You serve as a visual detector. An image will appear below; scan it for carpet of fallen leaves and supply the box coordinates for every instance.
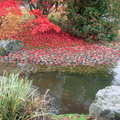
[0,28,120,66]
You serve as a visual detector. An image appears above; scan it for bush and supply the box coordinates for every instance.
[0,12,24,40]
[0,0,23,40]
[64,0,120,42]
[0,72,50,120]
[0,0,61,41]
[25,9,60,34]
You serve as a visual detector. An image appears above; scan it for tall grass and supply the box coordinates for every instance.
[0,71,50,120]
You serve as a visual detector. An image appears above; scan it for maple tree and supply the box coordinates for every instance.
[0,0,60,40]
[0,0,23,40]
[0,12,24,39]
[25,9,60,34]
[0,0,120,67]
[0,0,22,17]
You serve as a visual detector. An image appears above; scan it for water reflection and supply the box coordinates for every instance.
[29,69,114,114]
[1,62,120,114]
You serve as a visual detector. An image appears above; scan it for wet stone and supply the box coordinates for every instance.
[89,86,120,120]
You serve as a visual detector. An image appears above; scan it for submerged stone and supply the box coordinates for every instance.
[89,86,120,120]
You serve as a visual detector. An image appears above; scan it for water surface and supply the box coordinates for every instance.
[29,61,120,114]
[0,61,120,114]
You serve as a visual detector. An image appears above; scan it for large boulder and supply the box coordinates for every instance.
[89,86,120,120]
[0,39,24,56]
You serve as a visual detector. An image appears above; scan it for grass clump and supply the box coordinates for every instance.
[0,71,50,120]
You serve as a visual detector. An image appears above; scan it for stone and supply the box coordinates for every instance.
[89,86,120,120]
[0,48,6,56]
[0,39,24,55]
[0,76,2,80]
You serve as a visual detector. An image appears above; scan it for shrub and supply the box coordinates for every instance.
[0,0,60,40]
[25,9,60,34]
[0,12,24,40]
[64,0,120,42]
[0,0,23,40]
[0,71,50,120]
[0,0,22,17]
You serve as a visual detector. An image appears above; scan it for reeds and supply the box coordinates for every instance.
[0,71,50,120]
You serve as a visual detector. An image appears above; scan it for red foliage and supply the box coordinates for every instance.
[1,40,120,66]
[25,9,60,34]
[10,28,86,49]
[0,0,22,17]
[0,0,120,67]
[0,0,60,37]
[29,0,37,4]
[0,0,23,41]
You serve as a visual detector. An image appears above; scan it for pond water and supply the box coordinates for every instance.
[29,61,120,114]
[0,61,120,114]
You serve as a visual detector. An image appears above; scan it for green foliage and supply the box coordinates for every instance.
[0,72,31,119]
[51,114,90,120]
[64,0,120,42]
[0,71,50,120]
[0,48,6,56]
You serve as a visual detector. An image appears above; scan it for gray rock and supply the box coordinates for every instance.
[0,39,24,55]
[89,86,120,120]
[0,76,2,82]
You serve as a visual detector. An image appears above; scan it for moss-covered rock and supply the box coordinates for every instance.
[0,48,6,56]
[0,39,24,55]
